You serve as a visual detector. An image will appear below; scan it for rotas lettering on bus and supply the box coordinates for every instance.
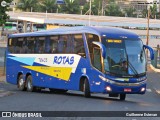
[53,56,74,65]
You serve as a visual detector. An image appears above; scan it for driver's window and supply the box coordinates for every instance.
[93,47,102,71]
[86,33,101,71]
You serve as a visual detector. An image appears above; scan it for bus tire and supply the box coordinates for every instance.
[83,78,91,98]
[120,94,126,101]
[17,75,26,91]
[26,75,35,92]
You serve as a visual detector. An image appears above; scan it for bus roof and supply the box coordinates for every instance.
[9,26,139,39]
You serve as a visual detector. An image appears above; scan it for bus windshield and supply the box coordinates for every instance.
[104,39,146,77]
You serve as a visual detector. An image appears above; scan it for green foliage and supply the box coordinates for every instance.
[0,0,12,26]
[142,9,148,18]
[83,0,123,16]
[83,0,100,15]
[125,7,136,17]
[105,2,123,16]
[142,5,159,19]
[150,5,158,19]
[15,0,159,19]
[39,0,57,13]
[60,0,80,14]
[16,0,38,12]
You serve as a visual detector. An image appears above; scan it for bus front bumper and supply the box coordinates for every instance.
[103,80,147,94]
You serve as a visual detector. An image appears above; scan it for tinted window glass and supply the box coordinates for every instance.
[48,36,59,53]
[86,34,100,65]
[93,47,102,71]
[57,35,67,53]
[8,38,16,53]
[27,37,35,53]
[73,34,85,57]
[36,37,45,53]
[16,38,23,53]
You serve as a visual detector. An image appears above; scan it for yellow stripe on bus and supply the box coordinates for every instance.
[22,66,72,81]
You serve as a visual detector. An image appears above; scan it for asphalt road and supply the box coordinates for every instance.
[0,67,160,120]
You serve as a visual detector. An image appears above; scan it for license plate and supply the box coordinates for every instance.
[124,88,132,92]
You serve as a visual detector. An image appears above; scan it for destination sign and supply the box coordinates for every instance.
[107,39,122,43]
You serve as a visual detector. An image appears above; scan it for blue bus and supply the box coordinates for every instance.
[6,26,154,100]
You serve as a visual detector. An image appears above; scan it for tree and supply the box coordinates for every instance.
[60,0,80,14]
[83,0,101,15]
[150,4,158,19]
[16,0,38,12]
[124,7,136,17]
[142,5,159,19]
[39,0,57,13]
[142,9,148,18]
[0,0,13,26]
[105,2,123,16]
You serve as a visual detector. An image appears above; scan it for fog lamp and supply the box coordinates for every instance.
[141,87,145,92]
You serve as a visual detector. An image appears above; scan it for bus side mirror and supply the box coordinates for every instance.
[92,42,106,58]
[143,45,154,60]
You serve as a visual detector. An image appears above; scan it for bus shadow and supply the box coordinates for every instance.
[35,89,138,103]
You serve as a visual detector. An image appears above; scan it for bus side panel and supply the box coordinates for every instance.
[6,53,105,92]
[87,68,106,93]
[31,57,89,91]
[6,56,26,85]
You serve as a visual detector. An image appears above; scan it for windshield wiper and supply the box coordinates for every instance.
[126,55,139,77]
[128,62,139,77]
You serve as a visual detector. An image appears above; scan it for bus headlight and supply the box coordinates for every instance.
[99,75,115,84]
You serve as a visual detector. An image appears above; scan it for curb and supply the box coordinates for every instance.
[150,64,160,73]
[153,88,160,95]
[0,76,6,83]
[0,90,13,98]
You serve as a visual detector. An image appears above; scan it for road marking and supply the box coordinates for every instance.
[146,89,152,92]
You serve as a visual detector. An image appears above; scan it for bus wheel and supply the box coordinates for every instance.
[18,75,26,91]
[26,75,35,92]
[120,94,126,101]
[83,79,91,98]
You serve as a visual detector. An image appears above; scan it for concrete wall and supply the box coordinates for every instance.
[0,47,6,67]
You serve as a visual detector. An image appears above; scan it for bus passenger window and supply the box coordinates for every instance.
[22,39,28,53]
[66,35,73,53]
[57,35,67,53]
[36,37,45,53]
[27,37,35,53]
[49,36,58,53]
[15,38,24,53]
[8,38,16,53]
[73,34,86,57]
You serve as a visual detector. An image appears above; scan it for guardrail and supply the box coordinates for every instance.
[151,45,160,69]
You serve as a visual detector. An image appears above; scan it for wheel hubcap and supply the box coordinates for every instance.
[83,83,85,92]
[19,78,24,86]
[28,80,32,90]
